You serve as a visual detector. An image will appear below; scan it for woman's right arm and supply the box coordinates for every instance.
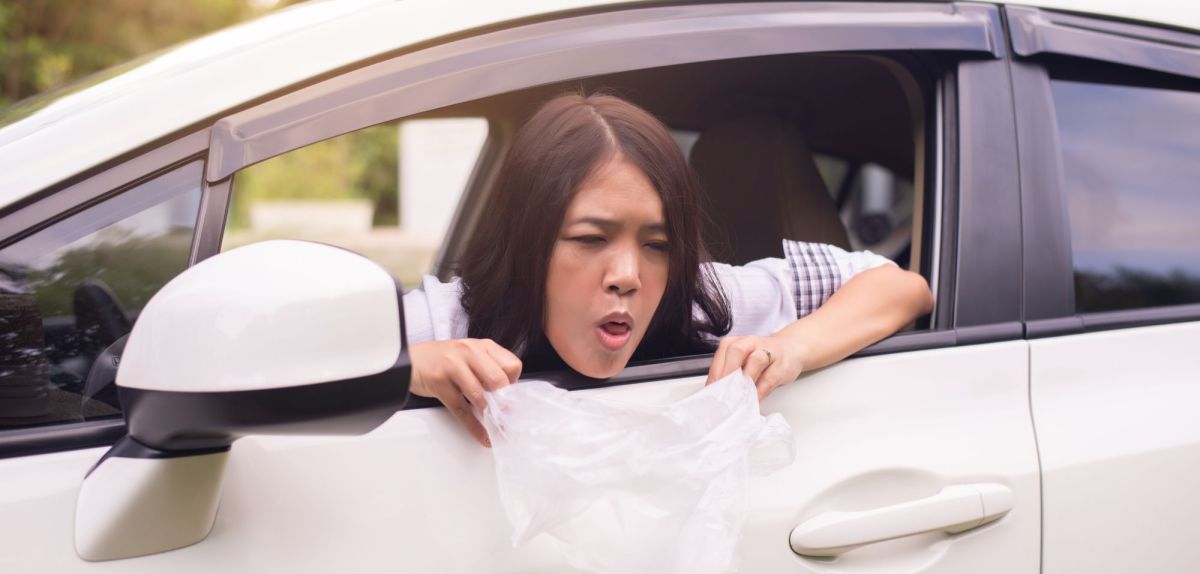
[405,275,521,447]
[409,339,522,448]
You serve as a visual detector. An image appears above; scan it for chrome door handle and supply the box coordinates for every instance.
[790,483,1014,557]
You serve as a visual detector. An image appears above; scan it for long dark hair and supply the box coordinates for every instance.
[457,92,730,372]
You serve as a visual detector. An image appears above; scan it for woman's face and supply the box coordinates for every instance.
[544,154,670,378]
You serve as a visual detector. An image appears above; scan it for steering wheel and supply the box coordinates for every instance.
[73,279,132,352]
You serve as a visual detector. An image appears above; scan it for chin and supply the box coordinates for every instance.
[573,358,623,379]
[570,349,633,379]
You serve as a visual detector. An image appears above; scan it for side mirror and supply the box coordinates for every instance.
[75,240,410,561]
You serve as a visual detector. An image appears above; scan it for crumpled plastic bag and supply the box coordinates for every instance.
[481,369,795,574]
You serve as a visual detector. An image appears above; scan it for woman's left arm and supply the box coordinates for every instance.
[707,264,934,400]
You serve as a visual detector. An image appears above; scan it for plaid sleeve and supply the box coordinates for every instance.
[783,240,895,317]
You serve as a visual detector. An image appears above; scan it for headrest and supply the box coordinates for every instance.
[691,116,850,264]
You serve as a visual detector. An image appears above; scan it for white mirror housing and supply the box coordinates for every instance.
[76,240,411,561]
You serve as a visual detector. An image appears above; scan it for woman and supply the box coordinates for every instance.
[404,93,933,447]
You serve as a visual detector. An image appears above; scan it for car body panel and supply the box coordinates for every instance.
[1030,322,1200,573]
[0,343,1039,572]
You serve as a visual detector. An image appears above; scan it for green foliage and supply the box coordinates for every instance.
[1075,267,1200,312]
[0,0,299,111]
[231,124,400,228]
[28,232,192,318]
[351,124,401,227]
[0,0,401,227]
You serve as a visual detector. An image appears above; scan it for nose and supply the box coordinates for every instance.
[604,243,641,296]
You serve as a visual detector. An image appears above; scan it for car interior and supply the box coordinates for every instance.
[423,52,931,294]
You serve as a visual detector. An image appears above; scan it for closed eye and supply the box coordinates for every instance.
[645,241,670,252]
[569,235,606,246]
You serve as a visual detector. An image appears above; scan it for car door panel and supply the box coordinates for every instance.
[0,2,1042,572]
[1009,8,1200,572]
[3,342,1037,573]
[738,341,1039,573]
[1031,322,1200,573]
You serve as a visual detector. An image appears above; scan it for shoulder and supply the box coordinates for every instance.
[780,240,895,316]
[402,275,470,343]
[703,241,896,335]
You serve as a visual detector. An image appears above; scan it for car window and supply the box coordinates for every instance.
[814,154,914,262]
[1050,73,1200,312]
[223,52,934,369]
[224,118,488,288]
[0,161,202,429]
[674,135,917,265]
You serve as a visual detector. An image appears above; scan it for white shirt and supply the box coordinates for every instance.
[403,240,895,345]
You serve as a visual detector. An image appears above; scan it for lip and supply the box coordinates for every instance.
[596,311,635,352]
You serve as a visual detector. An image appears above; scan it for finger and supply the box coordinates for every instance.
[482,340,523,384]
[466,343,512,392]
[439,391,491,448]
[445,355,488,411]
[755,361,793,401]
[743,347,772,383]
[706,338,733,384]
[720,338,757,381]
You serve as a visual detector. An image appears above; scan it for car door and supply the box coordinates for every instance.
[1,3,1040,572]
[1007,6,1200,573]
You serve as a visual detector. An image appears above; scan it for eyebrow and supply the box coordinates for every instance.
[566,216,666,233]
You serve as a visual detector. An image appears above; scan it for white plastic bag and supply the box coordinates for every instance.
[481,369,795,574]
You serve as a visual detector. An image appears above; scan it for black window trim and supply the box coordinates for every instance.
[189,177,232,266]
[402,321,1025,410]
[951,52,1024,327]
[0,129,209,251]
[1007,5,1200,81]
[0,419,125,460]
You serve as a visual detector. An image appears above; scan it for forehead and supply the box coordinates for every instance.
[566,155,663,222]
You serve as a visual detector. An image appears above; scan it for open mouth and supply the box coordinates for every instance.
[596,320,632,351]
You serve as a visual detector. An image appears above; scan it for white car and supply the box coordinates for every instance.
[2,0,1199,571]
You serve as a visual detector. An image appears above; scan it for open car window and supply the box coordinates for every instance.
[221,51,934,373]
[225,119,488,289]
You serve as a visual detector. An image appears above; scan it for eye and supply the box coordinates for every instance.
[645,241,670,252]
[569,235,606,246]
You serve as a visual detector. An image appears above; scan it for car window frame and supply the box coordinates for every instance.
[0,1,1023,452]
[201,2,1001,183]
[1007,6,1200,338]
[0,145,213,458]
[205,2,1024,392]
[0,130,210,249]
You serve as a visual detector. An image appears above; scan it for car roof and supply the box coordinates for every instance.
[0,0,1196,211]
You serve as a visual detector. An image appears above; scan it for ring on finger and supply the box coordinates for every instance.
[759,348,773,365]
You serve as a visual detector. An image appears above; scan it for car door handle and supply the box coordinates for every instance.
[789,483,1014,557]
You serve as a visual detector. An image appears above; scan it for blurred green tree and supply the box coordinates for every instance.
[0,0,400,228]
[0,0,299,108]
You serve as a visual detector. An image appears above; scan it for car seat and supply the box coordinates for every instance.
[690,115,851,264]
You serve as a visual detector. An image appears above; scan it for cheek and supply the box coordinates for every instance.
[544,244,591,330]
[642,256,670,308]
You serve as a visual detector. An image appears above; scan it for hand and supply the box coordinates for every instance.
[705,335,806,401]
[409,338,522,447]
